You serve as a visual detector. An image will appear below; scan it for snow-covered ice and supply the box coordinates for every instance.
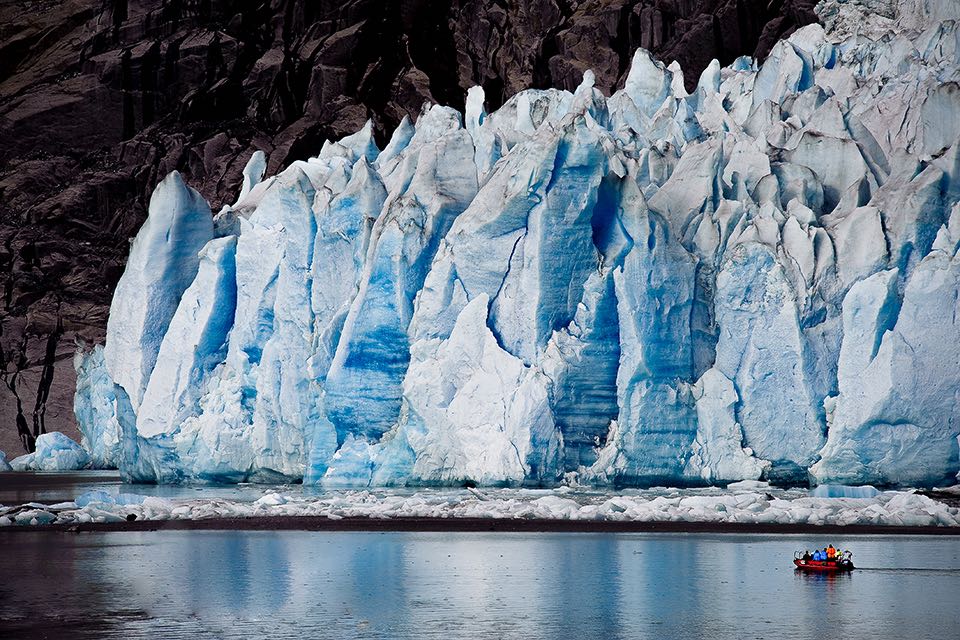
[64,0,960,488]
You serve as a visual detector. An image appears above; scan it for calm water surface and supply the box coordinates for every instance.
[1,530,958,639]
[0,471,293,504]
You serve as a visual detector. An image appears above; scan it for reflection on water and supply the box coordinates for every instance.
[0,471,313,505]
[0,471,124,504]
[0,471,499,506]
[794,567,854,585]
[793,569,853,589]
[1,531,959,639]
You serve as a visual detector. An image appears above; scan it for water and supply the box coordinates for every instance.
[1,530,958,639]
[0,471,299,504]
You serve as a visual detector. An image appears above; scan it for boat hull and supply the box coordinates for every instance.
[794,559,854,572]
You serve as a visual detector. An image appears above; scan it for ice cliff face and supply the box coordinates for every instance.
[75,0,960,487]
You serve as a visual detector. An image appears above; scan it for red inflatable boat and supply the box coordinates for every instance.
[794,558,855,572]
[793,551,855,572]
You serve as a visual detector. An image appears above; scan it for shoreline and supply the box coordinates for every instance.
[3,516,960,535]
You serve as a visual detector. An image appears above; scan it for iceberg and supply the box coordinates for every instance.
[71,0,960,488]
[10,432,90,472]
[74,490,147,508]
[810,484,880,499]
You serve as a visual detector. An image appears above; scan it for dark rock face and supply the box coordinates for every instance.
[0,0,817,454]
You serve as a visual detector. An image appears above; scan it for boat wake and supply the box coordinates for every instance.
[854,567,960,575]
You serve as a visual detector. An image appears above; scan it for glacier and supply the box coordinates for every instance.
[70,0,960,488]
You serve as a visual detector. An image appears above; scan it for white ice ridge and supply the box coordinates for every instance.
[73,0,960,488]
[1,486,959,528]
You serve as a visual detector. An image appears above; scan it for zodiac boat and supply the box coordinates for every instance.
[793,551,855,571]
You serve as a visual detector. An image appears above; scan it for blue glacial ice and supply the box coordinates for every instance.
[74,345,121,468]
[10,432,90,472]
[323,106,478,446]
[71,0,960,487]
[103,171,213,413]
[810,484,880,499]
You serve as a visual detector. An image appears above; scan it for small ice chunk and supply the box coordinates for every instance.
[811,484,880,498]
[17,433,91,472]
[725,480,772,492]
[76,490,115,507]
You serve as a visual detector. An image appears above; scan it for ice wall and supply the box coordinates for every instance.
[75,0,960,487]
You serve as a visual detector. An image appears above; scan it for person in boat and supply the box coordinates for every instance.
[803,550,812,561]
[827,544,837,561]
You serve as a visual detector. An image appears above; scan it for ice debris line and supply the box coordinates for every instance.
[2,485,959,528]
[73,0,960,488]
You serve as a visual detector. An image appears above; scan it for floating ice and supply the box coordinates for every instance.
[75,490,148,508]
[69,0,960,488]
[1,486,957,529]
[9,454,33,472]
[10,433,90,472]
[811,484,880,499]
